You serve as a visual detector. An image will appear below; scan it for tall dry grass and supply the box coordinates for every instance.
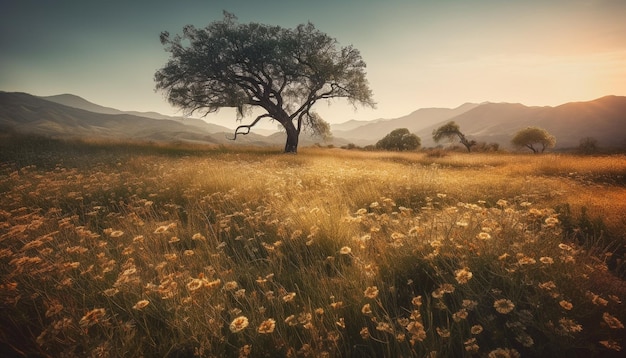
[1,138,625,357]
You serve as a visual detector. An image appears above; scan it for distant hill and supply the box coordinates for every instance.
[335,96,626,149]
[411,96,626,149]
[40,93,234,134]
[0,92,344,147]
[2,91,625,150]
[332,103,480,145]
[0,92,261,145]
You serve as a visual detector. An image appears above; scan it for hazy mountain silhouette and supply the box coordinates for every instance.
[40,93,234,133]
[2,91,625,149]
[332,103,479,145]
[410,96,626,149]
[0,92,255,144]
[0,92,344,147]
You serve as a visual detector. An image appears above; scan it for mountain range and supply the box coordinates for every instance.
[1,91,625,150]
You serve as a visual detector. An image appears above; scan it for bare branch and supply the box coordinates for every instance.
[228,113,273,140]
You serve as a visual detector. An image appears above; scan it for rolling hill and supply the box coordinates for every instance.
[335,96,626,150]
[0,92,345,147]
[410,96,626,149]
[2,91,625,150]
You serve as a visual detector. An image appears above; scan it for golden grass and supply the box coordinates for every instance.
[1,139,625,357]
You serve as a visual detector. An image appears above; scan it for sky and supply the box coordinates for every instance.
[2,0,625,129]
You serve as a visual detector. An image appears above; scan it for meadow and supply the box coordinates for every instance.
[1,134,625,357]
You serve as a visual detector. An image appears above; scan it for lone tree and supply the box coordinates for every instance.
[155,12,374,153]
[375,128,421,151]
[511,126,556,153]
[432,121,476,152]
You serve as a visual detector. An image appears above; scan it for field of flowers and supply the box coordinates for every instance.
[1,136,625,357]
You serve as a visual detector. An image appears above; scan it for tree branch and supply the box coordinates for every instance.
[228,113,273,140]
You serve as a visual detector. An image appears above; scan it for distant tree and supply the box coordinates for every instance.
[511,127,556,153]
[376,128,421,151]
[432,121,476,152]
[155,12,374,153]
[578,137,599,155]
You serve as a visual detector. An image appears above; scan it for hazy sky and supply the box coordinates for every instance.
[2,0,625,127]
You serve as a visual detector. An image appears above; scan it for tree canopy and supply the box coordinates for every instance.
[511,127,556,153]
[376,128,421,151]
[432,121,476,152]
[155,12,374,153]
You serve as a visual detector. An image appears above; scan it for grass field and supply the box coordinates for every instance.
[1,135,625,357]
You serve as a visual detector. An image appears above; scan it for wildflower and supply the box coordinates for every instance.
[360,327,370,339]
[336,318,345,328]
[133,300,150,310]
[587,292,608,306]
[103,288,119,297]
[361,303,372,315]
[602,312,624,329]
[330,301,343,309]
[284,315,297,326]
[559,300,573,310]
[477,232,492,240]
[464,338,480,353]
[315,308,324,315]
[540,256,554,264]
[297,312,312,324]
[440,283,455,294]
[45,301,63,317]
[192,233,206,241]
[257,318,276,334]
[79,308,106,328]
[229,316,249,333]
[496,199,508,207]
[453,309,468,322]
[487,348,520,358]
[108,230,124,238]
[376,322,394,334]
[411,296,423,307]
[517,256,536,265]
[558,243,573,251]
[558,318,582,333]
[436,327,450,338]
[545,216,559,226]
[206,278,222,289]
[339,246,352,255]
[282,292,296,302]
[494,299,515,314]
[187,278,207,292]
[471,325,484,335]
[224,281,239,291]
[432,289,444,299]
[599,340,622,351]
[239,345,252,357]
[230,289,244,299]
[455,268,473,284]
[153,225,170,234]
[463,300,479,310]
[608,295,621,304]
[168,236,180,243]
[539,281,557,290]
[364,286,379,299]
[407,321,426,341]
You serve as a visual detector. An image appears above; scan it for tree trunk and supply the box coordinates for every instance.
[282,121,299,154]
